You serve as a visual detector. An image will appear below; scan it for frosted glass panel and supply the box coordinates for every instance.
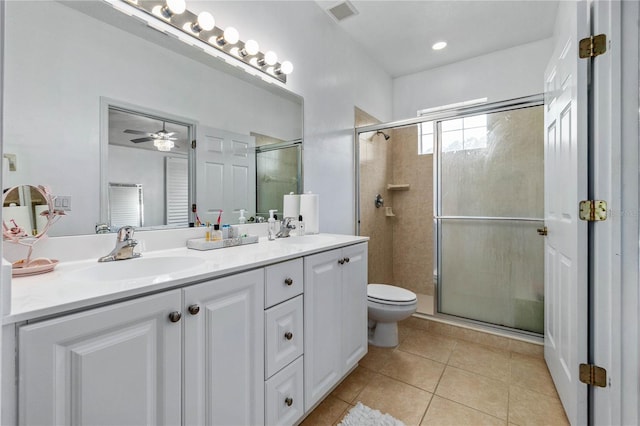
[439,219,544,333]
[440,106,543,218]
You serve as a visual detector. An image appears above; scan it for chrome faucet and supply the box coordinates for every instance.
[98,226,142,262]
[276,217,296,238]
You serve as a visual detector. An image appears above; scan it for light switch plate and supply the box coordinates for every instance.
[55,195,72,211]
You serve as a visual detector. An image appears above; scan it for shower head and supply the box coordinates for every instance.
[376,130,390,140]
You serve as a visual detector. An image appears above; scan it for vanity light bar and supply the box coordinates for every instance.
[123,0,293,83]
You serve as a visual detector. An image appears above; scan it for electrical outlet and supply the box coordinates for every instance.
[54,195,72,211]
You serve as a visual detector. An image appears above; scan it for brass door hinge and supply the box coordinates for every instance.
[579,363,607,387]
[579,34,607,58]
[537,226,548,236]
[191,140,196,149]
[579,200,607,221]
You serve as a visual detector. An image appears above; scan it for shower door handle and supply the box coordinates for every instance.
[537,226,548,236]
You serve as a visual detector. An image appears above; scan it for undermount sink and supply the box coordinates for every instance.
[67,256,206,283]
[277,235,338,245]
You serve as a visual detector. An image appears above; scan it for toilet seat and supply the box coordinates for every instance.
[367,284,417,306]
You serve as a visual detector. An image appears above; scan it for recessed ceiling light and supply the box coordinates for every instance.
[432,41,447,51]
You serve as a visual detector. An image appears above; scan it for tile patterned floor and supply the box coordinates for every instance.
[301,320,569,426]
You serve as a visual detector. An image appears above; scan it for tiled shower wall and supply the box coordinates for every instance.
[356,108,394,284]
[390,126,434,296]
[357,108,433,295]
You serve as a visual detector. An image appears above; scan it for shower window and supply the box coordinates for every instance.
[441,115,488,152]
[418,121,435,155]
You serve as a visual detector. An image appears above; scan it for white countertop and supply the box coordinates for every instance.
[6,234,368,324]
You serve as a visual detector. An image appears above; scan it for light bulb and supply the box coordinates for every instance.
[194,11,215,32]
[154,139,175,151]
[432,41,447,50]
[154,0,185,19]
[244,40,259,56]
[166,0,185,15]
[223,27,239,45]
[279,61,293,75]
[264,51,278,66]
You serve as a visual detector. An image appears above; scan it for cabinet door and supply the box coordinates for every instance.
[183,269,264,426]
[303,248,342,411]
[341,243,368,371]
[18,290,182,426]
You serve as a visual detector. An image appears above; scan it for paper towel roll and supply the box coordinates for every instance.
[299,192,319,234]
[283,192,300,218]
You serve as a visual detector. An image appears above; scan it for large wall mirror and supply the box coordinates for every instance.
[3,0,303,236]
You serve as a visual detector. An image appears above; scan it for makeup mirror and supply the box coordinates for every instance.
[2,185,65,276]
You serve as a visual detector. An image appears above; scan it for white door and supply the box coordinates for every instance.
[195,125,256,223]
[18,291,182,426]
[341,243,368,372]
[183,269,264,426]
[543,1,589,424]
[304,248,342,411]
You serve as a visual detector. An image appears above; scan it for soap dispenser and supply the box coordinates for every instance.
[238,209,247,224]
[268,210,278,241]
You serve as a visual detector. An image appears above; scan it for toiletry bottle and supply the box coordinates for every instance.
[222,224,230,239]
[297,215,305,236]
[205,221,211,242]
[238,209,246,224]
[212,224,222,241]
[268,210,278,241]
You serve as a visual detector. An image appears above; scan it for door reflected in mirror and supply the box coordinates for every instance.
[106,106,192,231]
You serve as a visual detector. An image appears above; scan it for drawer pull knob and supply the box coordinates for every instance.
[284,277,294,286]
[338,259,345,265]
[168,311,182,323]
[188,304,200,315]
[344,257,350,263]
[285,397,293,407]
[284,331,293,340]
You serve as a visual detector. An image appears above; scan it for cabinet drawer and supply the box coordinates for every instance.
[265,258,303,308]
[265,296,304,379]
[265,356,304,426]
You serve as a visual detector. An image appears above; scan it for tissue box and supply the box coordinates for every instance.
[187,235,259,251]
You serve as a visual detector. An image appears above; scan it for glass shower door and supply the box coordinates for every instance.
[436,105,545,333]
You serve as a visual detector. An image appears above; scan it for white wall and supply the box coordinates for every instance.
[392,38,553,120]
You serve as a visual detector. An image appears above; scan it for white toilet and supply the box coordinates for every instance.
[367,284,418,347]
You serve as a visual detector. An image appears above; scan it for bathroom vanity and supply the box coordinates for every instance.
[1,234,368,425]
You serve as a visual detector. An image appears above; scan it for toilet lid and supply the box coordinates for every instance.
[367,284,417,303]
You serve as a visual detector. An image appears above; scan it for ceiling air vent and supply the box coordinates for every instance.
[327,1,359,22]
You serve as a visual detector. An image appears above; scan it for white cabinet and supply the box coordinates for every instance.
[183,269,265,426]
[18,291,182,426]
[13,240,368,426]
[303,243,368,411]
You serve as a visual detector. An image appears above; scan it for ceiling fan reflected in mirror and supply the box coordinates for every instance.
[124,121,179,151]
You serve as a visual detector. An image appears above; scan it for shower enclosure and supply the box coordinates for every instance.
[356,96,544,335]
